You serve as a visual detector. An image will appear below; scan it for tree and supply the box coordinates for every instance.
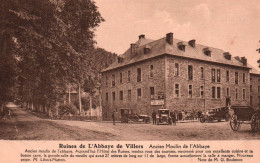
[83,48,117,111]
[0,0,104,110]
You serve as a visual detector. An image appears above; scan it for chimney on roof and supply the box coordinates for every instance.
[166,32,173,45]
[241,57,247,66]
[139,34,145,39]
[130,43,137,54]
[188,39,196,47]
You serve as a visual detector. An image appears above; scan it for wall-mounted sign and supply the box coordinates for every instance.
[158,92,165,99]
[151,99,164,105]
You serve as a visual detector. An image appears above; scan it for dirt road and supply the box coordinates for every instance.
[1,107,260,140]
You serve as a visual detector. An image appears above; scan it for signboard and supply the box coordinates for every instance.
[151,99,164,105]
[158,92,165,99]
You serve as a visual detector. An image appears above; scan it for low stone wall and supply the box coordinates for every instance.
[54,115,102,121]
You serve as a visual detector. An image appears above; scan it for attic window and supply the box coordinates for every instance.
[223,52,231,60]
[117,57,124,63]
[177,42,186,51]
[188,40,196,48]
[203,47,211,56]
[143,45,151,54]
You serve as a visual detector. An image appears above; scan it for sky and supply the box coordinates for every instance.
[94,0,260,69]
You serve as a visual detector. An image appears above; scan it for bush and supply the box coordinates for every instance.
[58,103,78,116]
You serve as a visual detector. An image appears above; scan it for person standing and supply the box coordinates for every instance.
[112,111,116,125]
[171,111,176,125]
[152,110,157,125]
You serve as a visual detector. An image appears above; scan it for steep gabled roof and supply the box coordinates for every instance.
[102,35,250,72]
[248,64,260,75]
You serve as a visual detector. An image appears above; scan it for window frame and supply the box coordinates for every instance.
[112,74,115,87]
[112,92,115,101]
[149,65,154,78]
[127,70,131,82]
[200,85,204,99]
[212,69,216,82]
[226,70,229,82]
[137,88,142,99]
[217,69,221,83]
[216,86,221,99]
[188,65,193,80]
[200,67,204,79]
[175,63,179,76]
[150,87,155,99]
[119,72,123,83]
[242,73,246,84]
[235,88,238,100]
[212,86,216,99]
[127,90,131,101]
[106,92,108,102]
[235,72,239,84]
[242,88,246,100]
[226,87,230,96]
[188,84,193,98]
[137,68,142,82]
[174,84,180,98]
[119,91,123,101]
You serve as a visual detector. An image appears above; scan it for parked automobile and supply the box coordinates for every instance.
[120,108,150,123]
[200,107,230,123]
[156,109,172,125]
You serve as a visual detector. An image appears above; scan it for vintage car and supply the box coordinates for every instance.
[120,108,150,123]
[200,107,230,123]
[156,109,172,125]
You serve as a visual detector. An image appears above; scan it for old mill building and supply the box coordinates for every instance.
[101,33,251,120]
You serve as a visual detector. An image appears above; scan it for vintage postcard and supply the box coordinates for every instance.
[0,0,259,162]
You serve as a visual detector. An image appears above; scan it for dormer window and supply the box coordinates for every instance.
[177,42,186,51]
[188,39,196,48]
[117,57,124,63]
[203,47,211,56]
[223,52,231,60]
[143,45,151,54]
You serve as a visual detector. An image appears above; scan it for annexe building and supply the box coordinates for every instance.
[101,33,250,120]
[249,67,260,109]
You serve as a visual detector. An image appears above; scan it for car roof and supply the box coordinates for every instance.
[120,108,133,110]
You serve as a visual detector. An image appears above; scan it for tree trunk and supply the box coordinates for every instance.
[78,82,82,115]
[68,87,71,104]
[89,95,92,116]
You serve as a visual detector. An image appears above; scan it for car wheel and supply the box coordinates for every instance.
[144,118,150,124]
[133,115,139,122]
[200,116,206,123]
[208,117,214,122]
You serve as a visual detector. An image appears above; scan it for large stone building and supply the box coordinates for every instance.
[249,67,260,109]
[101,33,251,120]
